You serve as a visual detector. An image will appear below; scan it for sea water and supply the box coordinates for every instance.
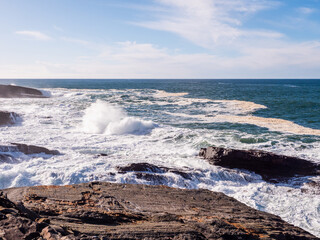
[0,79,319,236]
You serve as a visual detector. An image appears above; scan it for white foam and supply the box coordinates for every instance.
[155,90,189,97]
[167,112,320,136]
[82,100,157,135]
[0,87,319,237]
[40,89,52,97]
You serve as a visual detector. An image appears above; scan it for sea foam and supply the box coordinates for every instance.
[82,100,157,135]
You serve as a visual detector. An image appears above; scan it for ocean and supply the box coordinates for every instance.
[0,79,319,236]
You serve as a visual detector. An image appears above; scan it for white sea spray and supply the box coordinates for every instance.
[0,88,319,236]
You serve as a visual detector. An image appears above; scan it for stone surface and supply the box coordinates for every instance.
[200,146,320,181]
[0,84,45,98]
[2,182,319,240]
[117,162,193,182]
[0,143,60,164]
[0,111,20,126]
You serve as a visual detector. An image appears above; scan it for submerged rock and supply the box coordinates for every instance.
[200,146,320,181]
[0,84,46,98]
[1,182,318,239]
[0,111,20,126]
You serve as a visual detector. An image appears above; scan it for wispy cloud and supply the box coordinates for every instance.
[60,37,90,45]
[2,40,320,79]
[297,7,316,15]
[134,0,281,48]
[53,25,64,32]
[15,30,51,41]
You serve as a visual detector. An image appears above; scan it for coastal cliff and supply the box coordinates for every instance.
[1,182,318,240]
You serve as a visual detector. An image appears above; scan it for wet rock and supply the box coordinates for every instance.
[0,153,18,164]
[0,143,60,164]
[0,111,20,126]
[117,162,165,173]
[10,143,60,155]
[117,162,193,181]
[200,146,320,181]
[97,153,108,157]
[0,84,46,98]
[2,182,318,240]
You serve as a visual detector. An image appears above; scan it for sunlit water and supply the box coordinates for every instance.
[0,79,319,236]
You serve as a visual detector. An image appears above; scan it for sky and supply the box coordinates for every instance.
[0,0,320,79]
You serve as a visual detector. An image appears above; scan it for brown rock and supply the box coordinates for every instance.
[2,182,318,240]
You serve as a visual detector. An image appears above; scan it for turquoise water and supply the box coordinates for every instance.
[2,78,320,129]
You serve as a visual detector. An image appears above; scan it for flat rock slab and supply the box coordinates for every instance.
[2,182,318,239]
[200,146,320,181]
[0,84,46,98]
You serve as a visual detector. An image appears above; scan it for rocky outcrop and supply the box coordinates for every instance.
[200,146,320,181]
[0,143,60,164]
[117,162,193,183]
[10,143,60,155]
[0,84,46,98]
[1,182,318,240]
[0,111,20,126]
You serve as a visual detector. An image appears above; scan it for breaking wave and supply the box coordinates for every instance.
[82,100,157,135]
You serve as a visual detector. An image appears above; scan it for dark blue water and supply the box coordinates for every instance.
[1,79,320,129]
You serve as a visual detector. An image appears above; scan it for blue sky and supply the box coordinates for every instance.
[0,0,320,78]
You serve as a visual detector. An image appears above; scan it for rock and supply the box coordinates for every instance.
[0,84,46,98]
[0,143,60,164]
[117,163,193,181]
[2,182,318,239]
[10,143,60,155]
[0,192,40,240]
[117,163,165,173]
[0,153,18,164]
[0,111,20,126]
[200,146,320,181]
[97,153,108,157]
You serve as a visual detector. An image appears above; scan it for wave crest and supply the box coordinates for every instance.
[82,100,157,135]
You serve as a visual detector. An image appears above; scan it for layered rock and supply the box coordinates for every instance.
[1,182,318,239]
[0,84,46,98]
[199,146,320,181]
[0,111,20,126]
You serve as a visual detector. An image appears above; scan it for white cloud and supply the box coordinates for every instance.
[61,37,90,45]
[297,7,316,15]
[4,1,320,78]
[15,31,51,41]
[135,0,281,48]
[1,41,320,79]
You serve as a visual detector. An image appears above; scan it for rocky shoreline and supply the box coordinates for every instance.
[1,181,319,240]
[1,84,320,239]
